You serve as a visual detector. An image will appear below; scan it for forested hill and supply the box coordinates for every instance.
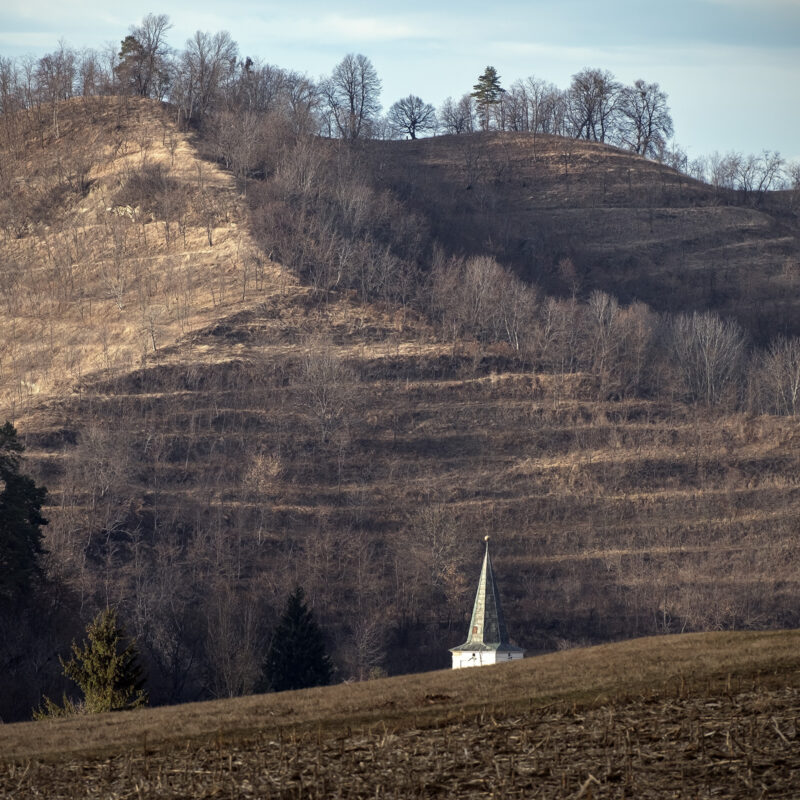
[1,94,800,723]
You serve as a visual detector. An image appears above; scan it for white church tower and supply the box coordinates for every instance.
[450,536,524,669]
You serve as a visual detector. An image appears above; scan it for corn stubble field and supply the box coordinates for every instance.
[2,632,799,798]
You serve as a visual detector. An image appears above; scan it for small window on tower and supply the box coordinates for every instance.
[472,626,478,634]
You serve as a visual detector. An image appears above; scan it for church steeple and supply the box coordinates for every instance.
[450,537,524,668]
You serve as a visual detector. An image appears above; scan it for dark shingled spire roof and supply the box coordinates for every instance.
[451,537,524,654]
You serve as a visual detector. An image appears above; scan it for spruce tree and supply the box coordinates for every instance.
[262,587,333,692]
[471,66,505,131]
[35,608,148,717]
[0,421,47,607]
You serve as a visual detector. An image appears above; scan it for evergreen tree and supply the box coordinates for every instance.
[471,66,505,131]
[35,608,148,717]
[115,35,147,95]
[0,421,47,607]
[261,587,333,692]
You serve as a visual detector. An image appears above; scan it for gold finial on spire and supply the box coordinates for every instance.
[484,535,490,542]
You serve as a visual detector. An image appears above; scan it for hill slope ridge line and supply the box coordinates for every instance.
[3,630,798,762]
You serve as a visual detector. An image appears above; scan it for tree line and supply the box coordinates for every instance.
[3,11,797,189]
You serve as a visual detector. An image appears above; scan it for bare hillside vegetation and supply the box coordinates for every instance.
[366,133,800,342]
[1,99,800,719]
[0,96,278,419]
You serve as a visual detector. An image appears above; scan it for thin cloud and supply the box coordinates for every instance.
[322,14,430,42]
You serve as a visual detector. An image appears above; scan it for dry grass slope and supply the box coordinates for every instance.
[0,96,286,420]
[1,631,798,797]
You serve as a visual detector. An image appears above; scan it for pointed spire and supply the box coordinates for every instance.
[452,536,522,653]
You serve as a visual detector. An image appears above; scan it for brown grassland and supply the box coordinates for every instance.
[1,631,799,798]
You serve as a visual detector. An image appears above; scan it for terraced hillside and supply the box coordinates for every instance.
[368,133,800,341]
[20,273,800,688]
[2,98,800,717]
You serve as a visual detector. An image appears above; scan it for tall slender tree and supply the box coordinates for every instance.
[471,66,504,131]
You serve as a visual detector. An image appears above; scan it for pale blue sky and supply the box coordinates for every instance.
[2,0,798,160]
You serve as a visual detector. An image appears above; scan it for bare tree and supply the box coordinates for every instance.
[754,336,800,415]
[283,70,320,135]
[619,79,673,159]
[567,68,622,143]
[707,151,740,191]
[321,53,381,141]
[0,57,22,116]
[734,150,784,205]
[387,95,436,139]
[204,109,262,193]
[788,161,800,211]
[298,337,359,444]
[668,311,747,406]
[76,48,112,98]
[438,94,475,134]
[175,30,237,125]
[587,290,620,396]
[35,42,76,136]
[500,81,524,131]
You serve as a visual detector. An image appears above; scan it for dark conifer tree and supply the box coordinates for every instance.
[262,587,333,692]
[0,421,47,607]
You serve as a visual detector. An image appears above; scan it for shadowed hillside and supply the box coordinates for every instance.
[366,133,800,342]
[2,98,800,720]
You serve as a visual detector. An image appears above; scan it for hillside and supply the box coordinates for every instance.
[366,133,800,342]
[2,98,800,720]
[2,632,799,797]
[0,95,275,418]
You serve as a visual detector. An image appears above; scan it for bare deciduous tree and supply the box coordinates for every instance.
[567,68,622,143]
[619,80,673,159]
[753,336,800,415]
[387,95,436,139]
[438,94,475,135]
[321,53,381,141]
[669,311,747,406]
[298,337,359,444]
[174,30,237,125]
[734,150,784,205]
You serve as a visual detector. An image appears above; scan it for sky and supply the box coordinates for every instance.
[1,0,798,162]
